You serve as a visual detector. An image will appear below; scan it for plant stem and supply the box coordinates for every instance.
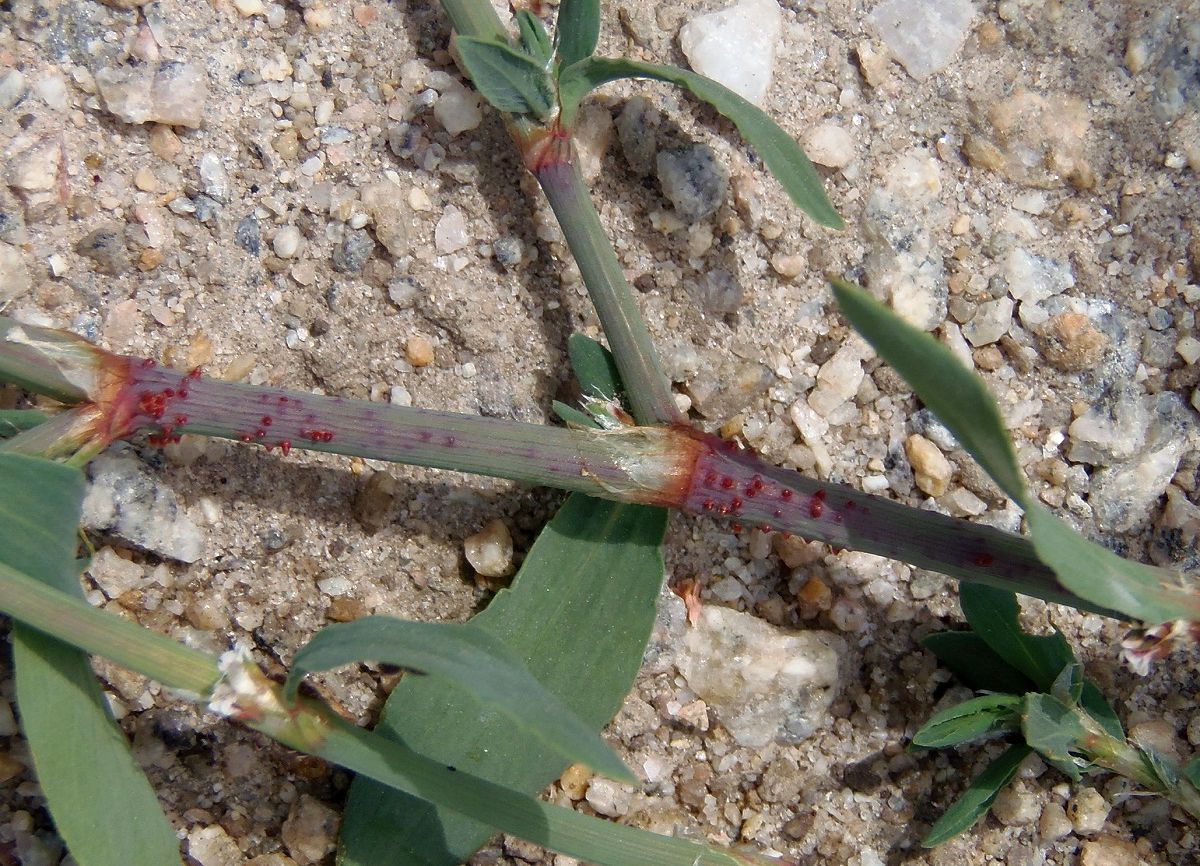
[0,559,219,696]
[0,322,1121,615]
[537,151,683,425]
[97,357,698,504]
[433,3,681,426]
[0,318,90,404]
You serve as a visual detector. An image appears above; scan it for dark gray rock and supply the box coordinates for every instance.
[656,144,729,221]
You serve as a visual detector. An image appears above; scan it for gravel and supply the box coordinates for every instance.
[2,0,1198,863]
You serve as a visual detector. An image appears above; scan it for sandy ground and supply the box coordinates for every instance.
[1,1,1199,865]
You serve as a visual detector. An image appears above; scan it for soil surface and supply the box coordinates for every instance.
[1,1,1198,866]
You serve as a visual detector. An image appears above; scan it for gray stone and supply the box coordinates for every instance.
[74,223,132,275]
[197,153,230,202]
[81,451,205,563]
[332,229,377,273]
[95,61,208,128]
[192,195,221,223]
[669,596,843,747]
[616,96,658,176]
[861,152,947,331]
[656,145,729,221]
[234,215,260,255]
[868,0,978,81]
[1089,393,1195,532]
[691,268,744,314]
[491,235,524,269]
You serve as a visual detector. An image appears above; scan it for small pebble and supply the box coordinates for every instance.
[1079,836,1140,866]
[804,123,856,169]
[464,518,515,578]
[434,205,469,253]
[235,216,261,256]
[657,145,729,221]
[352,471,397,534]
[1038,801,1073,841]
[905,434,953,497]
[0,242,31,303]
[273,225,303,258]
[492,235,524,268]
[332,229,376,272]
[405,334,434,367]
[0,69,27,110]
[1067,787,1110,836]
[433,83,483,136]
[679,0,783,106]
[584,778,633,818]
[281,795,339,865]
[187,825,242,866]
[75,224,132,275]
[991,782,1040,826]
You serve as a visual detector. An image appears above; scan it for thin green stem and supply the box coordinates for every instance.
[0,559,219,696]
[0,318,90,404]
[538,156,683,425]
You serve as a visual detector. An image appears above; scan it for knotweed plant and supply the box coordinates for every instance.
[0,1,1197,865]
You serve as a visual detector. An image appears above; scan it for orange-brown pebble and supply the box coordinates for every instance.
[405,334,435,367]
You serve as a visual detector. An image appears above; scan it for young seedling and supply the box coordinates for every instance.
[913,583,1200,846]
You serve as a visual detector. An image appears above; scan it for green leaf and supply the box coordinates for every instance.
[338,495,667,866]
[568,333,623,400]
[552,400,601,429]
[0,409,48,438]
[555,0,600,67]
[911,694,1022,749]
[312,710,745,866]
[1050,663,1084,707]
[921,631,1035,695]
[516,10,553,65]
[454,35,557,119]
[557,57,843,228]
[285,617,632,783]
[1023,502,1200,625]
[959,585,1074,692]
[1181,756,1200,791]
[922,743,1032,847]
[831,277,1200,625]
[1080,681,1125,741]
[1022,693,1087,779]
[830,278,1026,502]
[0,454,179,866]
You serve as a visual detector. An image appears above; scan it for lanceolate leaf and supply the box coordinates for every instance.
[922,743,1032,847]
[568,332,623,400]
[959,584,1073,692]
[555,0,601,67]
[1050,662,1084,707]
[557,56,843,228]
[920,631,1034,695]
[831,278,1200,625]
[1023,503,1200,625]
[516,10,553,66]
[285,617,632,782]
[454,35,557,119]
[911,694,1022,749]
[0,454,178,866]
